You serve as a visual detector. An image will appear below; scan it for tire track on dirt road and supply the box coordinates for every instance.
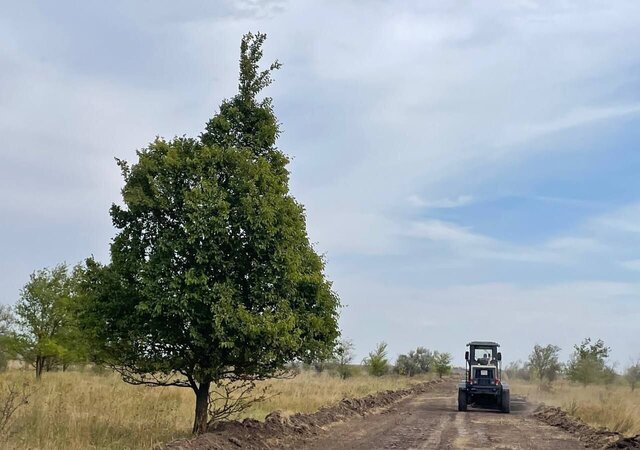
[295,381,588,449]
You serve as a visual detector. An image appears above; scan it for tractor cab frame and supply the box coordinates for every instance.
[458,341,510,413]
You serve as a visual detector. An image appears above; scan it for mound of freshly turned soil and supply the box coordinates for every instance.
[533,405,640,449]
[608,437,640,449]
[160,378,446,450]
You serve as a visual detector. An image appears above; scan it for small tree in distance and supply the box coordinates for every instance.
[363,342,389,377]
[14,265,82,379]
[566,338,610,386]
[528,344,562,387]
[0,306,16,372]
[433,352,452,378]
[602,364,618,387]
[504,360,530,381]
[395,347,433,376]
[311,358,328,374]
[624,360,640,391]
[333,339,355,379]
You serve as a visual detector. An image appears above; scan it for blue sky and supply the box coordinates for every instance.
[1,0,640,367]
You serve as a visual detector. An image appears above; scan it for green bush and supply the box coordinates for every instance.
[394,347,433,376]
[363,342,389,377]
[433,352,452,378]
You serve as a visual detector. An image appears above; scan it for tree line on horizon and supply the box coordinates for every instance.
[506,341,640,391]
[307,340,452,379]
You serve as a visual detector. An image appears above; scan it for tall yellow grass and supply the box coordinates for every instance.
[0,369,429,450]
[511,380,640,436]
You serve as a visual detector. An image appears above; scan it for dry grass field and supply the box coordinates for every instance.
[0,369,431,450]
[511,379,640,436]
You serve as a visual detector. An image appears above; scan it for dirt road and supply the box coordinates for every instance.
[293,380,587,450]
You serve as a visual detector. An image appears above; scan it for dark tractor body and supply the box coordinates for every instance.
[458,341,510,413]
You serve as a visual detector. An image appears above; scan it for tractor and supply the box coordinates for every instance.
[458,341,510,413]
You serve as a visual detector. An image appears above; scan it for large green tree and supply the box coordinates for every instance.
[82,32,339,434]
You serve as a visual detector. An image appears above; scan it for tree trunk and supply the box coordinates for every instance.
[192,380,211,434]
[35,356,44,380]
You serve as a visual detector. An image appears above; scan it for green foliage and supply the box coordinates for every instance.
[602,364,618,386]
[504,360,530,381]
[201,32,282,160]
[0,306,15,372]
[625,361,640,391]
[395,347,433,376]
[332,339,355,379]
[81,32,339,434]
[13,264,87,378]
[433,351,452,378]
[528,344,562,385]
[363,342,389,377]
[566,338,610,386]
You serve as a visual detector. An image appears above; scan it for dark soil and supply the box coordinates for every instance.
[161,380,640,449]
[160,378,447,450]
[533,405,640,449]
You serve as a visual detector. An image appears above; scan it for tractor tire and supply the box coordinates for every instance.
[501,390,510,413]
[458,390,468,412]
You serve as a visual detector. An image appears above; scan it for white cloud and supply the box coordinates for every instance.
[498,104,640,147]
[2,1,640,364]
[306,210,399,257]
[620,260,640,272]
[544,237,606,253]
[407,220,491,247]
[267,0,640,259]
[407,194,474,209]
[404,218,608,264]
[591,204,640,234]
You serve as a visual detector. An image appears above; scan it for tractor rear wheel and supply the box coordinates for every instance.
[458,390,468,412]
[501,390,510,413]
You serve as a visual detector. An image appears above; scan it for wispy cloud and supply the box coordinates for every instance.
[528,195,603,209]
[592,203,640,234]
[406,218,608,264]
[2,0,640,364]
[407,194,474,209]
[498,104,640,147]
[620,260,640,271]
[407,219,491,247]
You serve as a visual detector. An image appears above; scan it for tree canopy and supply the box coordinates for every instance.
[13,264,86,378]
[433,352,452,378]
[528,344,562,385]
[363,342,389,377]
[81,32,340,434]
[566,338,610,386]
[395,347,433,377]
[625,360,640,391]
